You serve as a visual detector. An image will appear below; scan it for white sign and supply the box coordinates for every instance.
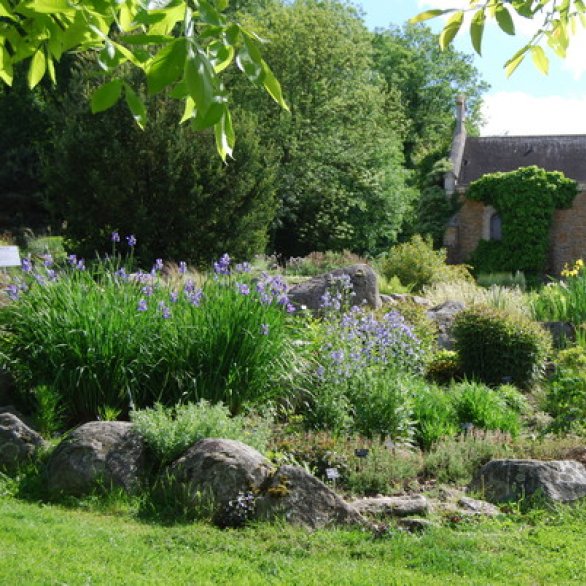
[325,467,340,480]
[0,246,20,268]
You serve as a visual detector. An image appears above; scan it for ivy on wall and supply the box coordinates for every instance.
[467,166,578,274]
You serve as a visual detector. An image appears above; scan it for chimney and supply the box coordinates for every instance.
[444,95,467,195]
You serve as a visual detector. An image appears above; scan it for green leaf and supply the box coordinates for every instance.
[496,5,516,35]
[180,96,195,124]
[146,38,186,95]
[22,0,75,14]
[27,48,46,89]
[91,79,123,113]
[470,9,485,56]
[124,83,147,128]
[261,61,288,111]
[46,54,56,84]
[192,100,224,130]
[0,45,13,85]
[214,0,228,11]
[409,9,451,24]
[0,0,16,20]
[531,45,549,74]
[214,105,234,162]
[439,11,464,50]
[184,49,215,114]
[504,47,528,77]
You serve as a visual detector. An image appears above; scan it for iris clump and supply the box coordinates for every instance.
[0,246,300,423]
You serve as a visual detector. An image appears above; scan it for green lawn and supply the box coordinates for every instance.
[1,497,586,585]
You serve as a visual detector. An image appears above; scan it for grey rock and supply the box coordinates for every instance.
[255,465,365,529]
[397,518,434,532]
[351,494,429,518]
[47,421,145,496]
[166,438,273,510]
[540,321,575,348]
[287,264,381,311]
[471,459,586,504]
[0,413,46,470]
[457,496,500,517]
[383,293,432,307]
[426,300,466,350]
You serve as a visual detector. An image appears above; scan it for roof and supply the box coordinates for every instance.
[457,135,586,187]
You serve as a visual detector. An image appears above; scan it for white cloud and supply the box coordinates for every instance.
[481,91,586,135]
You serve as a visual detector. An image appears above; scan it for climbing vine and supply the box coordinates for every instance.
[467,166,577,275]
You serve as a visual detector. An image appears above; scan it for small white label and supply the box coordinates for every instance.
[0,246,20,268]
[325,467,340,480]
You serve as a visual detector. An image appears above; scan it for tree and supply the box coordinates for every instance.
[0,0,287,159]
[42,59,278,266]
[372,24,489,171]
[413,1,586,76]
[231,0,415,258]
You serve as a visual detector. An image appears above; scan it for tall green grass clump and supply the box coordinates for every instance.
[0,249,300,422]
[531,259,586,325]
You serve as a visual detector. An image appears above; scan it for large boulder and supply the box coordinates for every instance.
[426,300,466,349]
[471,459,586,504]
[47,421,145,496]
[166,438,274,511]
[254,465,365,529]
[0,412,46,470]
[287,264,381,311]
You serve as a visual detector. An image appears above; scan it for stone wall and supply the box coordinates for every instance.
[445,189,586,275]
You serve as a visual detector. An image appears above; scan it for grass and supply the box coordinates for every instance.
[1,496,586,584]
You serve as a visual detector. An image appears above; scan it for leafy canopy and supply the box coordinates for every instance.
[0,0,287,160]
[412,0,586,76]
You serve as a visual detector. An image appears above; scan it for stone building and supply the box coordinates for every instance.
[444,96,586,274]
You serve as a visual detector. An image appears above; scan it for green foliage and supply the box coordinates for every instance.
[531,259,586,326]
[285,251,367,278]
[382,234,472,292]
[411,381,458,450]
[468,166,577,274]
[0,259,298,422]
[131,401,272,466]
[453,305,552,388]
[450,380,521,436]
[545,359,586,434]
[372,25,488,169]
[235,0,415,257]
[390,301,438,359]
[350,371,414,442]
[43,63,277,267]
[477,271,526,290]
[0,0,287,160]
[425,350,462,386]
[32,385,65,437]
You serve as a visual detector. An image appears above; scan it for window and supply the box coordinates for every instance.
[490,212,502,241]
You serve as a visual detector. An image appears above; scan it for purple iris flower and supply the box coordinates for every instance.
[111,231,120,243]
[137,299,148,312]
[126,234,137,247]
[213,253,231,275]
[178,261,187,275]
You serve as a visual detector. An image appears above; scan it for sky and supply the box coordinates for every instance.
[356,0,586,136]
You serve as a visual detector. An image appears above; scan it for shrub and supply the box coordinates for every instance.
[477,271,526,290]
[452,306,551,388]
[450,380,521,436]
[285,251,368,277]
[411,382,459,450]
[390,301,438,359]
[0,254,301,422]
[545,366,586,434]
[131,401,273,466]
[425,350,462,385]
[350,370,415,443]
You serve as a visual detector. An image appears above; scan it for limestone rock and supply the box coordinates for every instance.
[166,438,273,510]
[426,300,466,350]
[471,459,586,503]
[0,412,46,470]
[47,421,145,496]
[456,496,500,517]
[287,264,381,311]
[397,518,435,532]
[351,494,429,518]
[255,465,365,529]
